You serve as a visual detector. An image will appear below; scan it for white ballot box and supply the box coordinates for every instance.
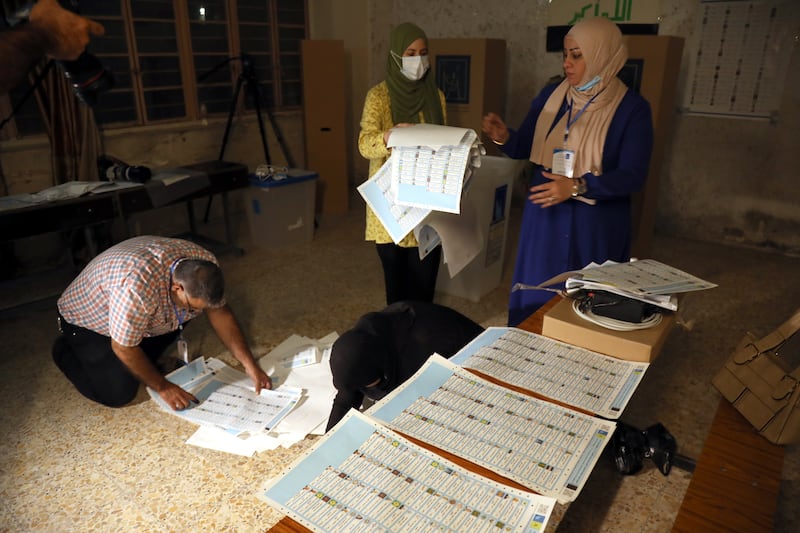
[435,156,520,302]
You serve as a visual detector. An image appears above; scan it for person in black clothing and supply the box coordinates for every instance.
[326,301,484,431]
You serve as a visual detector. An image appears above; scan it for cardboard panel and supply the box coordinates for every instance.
[429,38,506,156]
[301,40,349,215]
[623,35,685,257]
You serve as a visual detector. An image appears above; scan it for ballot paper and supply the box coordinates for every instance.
[148,357,301,434]
[261,409,557,533]
[389,126,480,213]
[366,355,616,504]
[514,259,717,311]
[570,259,717,296]
[450,328,649,419]
[358,125,483,244]
[357,158,431,243]
[258,332,339,438]
[386,123,473,150]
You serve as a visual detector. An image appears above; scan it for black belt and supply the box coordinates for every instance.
[57,312,80,335]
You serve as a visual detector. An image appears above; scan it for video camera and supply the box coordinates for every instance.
[611,421,677,476]
[57,47,114,106]
[2,0,113,106]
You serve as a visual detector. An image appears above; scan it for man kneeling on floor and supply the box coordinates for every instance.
[52,235,271,410]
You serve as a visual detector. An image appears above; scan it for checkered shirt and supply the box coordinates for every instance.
[57,236,219,346]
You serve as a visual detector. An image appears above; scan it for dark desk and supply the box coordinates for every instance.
[0,193,118,259]
[176,161,249,255]
[117,160,249,255]
[0,161,248,254]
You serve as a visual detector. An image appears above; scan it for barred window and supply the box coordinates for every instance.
[1,0,307,135]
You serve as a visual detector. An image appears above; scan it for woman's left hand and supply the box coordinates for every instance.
[529,170,572,208]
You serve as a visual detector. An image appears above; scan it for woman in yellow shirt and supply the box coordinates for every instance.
[358,22,446,305]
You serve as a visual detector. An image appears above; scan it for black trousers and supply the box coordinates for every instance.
[376,243,442,305]
[52,313,179,407]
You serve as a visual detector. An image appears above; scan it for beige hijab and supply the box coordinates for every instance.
[530,17,628,176]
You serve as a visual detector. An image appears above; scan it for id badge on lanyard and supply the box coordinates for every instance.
[552,148,575,178]
[176,330,189,364]
[170,258,190,365]
[553,95,596,179]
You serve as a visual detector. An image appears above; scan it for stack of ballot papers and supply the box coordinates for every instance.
[149,332,339,456]
[357,124,484,245]
[516,259,717,311]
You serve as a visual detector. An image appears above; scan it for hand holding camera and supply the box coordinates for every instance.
[1,0,111,98]
[29,0,104,61]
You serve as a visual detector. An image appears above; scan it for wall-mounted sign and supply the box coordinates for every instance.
[548,0,662,25]
[546,0,662,51]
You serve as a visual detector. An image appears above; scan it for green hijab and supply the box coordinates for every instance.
[385,22,445,125]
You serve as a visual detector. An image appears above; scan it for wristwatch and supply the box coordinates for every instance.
[571,176,588,197]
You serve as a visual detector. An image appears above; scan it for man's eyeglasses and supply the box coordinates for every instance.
[179,288,197,314]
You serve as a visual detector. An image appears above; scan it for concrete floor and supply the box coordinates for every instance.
[1,201,798,531]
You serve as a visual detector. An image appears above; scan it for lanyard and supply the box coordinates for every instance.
[169,258,188,334]
[563,94,599,146]
[169,257,192,364]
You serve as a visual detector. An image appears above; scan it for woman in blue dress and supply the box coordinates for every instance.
[482,17,654,326]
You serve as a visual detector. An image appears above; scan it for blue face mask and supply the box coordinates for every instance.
[577,75,601,92]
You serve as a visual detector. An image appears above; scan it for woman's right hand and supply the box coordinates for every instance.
[481,113,508,145]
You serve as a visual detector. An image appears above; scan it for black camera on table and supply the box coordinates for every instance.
[97,156,151,184]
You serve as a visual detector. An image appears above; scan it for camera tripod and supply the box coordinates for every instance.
[197,54,295,227]
[199,53,293,167]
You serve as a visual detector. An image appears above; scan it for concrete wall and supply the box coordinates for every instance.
[354,0,800,255]
[2,0,798,262]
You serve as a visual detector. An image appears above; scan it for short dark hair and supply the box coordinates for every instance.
[173,259,225,307]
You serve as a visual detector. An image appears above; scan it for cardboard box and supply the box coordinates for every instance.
[541,297,675,363]
[245,169,317,248]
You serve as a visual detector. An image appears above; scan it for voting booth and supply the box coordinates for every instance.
[428,38,506,157]
[244,169,318,248]
[435,156,522,302]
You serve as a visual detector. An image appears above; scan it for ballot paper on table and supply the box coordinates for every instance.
[148,357,301,434]
[364,354,617,504]
[515,259,716,311]
[567,259,716,311]
[261,409,556,533]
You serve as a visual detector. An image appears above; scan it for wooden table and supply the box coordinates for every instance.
[268,298,565,533]
[671,398,784,532]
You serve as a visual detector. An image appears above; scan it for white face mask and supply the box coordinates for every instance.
[393,53,430,81]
